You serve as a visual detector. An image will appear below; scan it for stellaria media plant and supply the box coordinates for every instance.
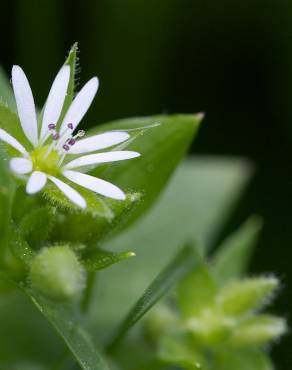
[0,44,286,370]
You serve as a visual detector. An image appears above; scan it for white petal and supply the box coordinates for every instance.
[48,175,86,209]
[40,66,70,142]
[63,170,126,200]
[10,157,32,174]
[12,65,38,146]
[68,132,130,154]
[26,171,47,194]
[64,151,140,170]
[0,128,28,155]
[60,77,99,135]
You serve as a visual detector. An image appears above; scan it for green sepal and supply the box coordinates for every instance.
[57,43,79,126]
[83,249,136,272]
[212,217,263,285]
[158,329,205,370]
[231,314,287,347]
[9,222,35,267]
[48,188,142,244]
[18,206,56,249]
[186,307,234,346]
[218,277,279,316]
[42,181,115,219]
[177,249,218,319]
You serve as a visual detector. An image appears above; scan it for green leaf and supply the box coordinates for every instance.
[0,286,63,369]
[0,149,15,247]
[212,217,263,285]
[215,349,273,370]
[0,65,16,112]
[107,243,198,351]
[177,253,218,319]
[89,114,203,227]
[25,289,110,370]
[91,157,252,344]
[0,149,18,276]
[84,249,136,272]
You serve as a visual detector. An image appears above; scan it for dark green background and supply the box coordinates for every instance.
[0,0,291,367]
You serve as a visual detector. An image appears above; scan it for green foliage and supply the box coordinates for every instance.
[18,207,56,249]
[177,254,218,319]
[83,249,136,272]
[107,244,197,351]
[89,114,203,227]
[145,222,286,370]
[27,290,110,370]
[158,329,205,370]
[0,45,285,370]
[212,216,263,285]
[0,66,16,112]
[215,349,273,370]
[0,102,32,153]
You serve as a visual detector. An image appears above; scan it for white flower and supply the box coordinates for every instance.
[0,65,140,209]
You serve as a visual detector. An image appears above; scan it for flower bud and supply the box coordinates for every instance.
[29,246,85,301]
[231,315,287,346]
[218,277,279,316]
[187,308,235,345]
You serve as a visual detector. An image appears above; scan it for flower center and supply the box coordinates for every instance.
[30,146,60,176]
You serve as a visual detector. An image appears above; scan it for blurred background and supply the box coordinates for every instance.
[0,0,291,367]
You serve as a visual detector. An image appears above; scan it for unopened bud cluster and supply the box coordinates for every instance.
[146,275,287,370]
[186,277,285,347]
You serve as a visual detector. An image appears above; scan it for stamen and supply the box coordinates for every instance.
[52,133,60,140]
[63,144,70,151]
[43,142,55,160]
[68,138,76,146]
[55,123,75,150]
[58,152,66,167]
[40,123,57,145]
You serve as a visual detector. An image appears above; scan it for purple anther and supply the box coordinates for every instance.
[48,123,56,130]
[52,133,60,140]
[63,144,70,151]
[68,138,76,146]
[67,123,74,130]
